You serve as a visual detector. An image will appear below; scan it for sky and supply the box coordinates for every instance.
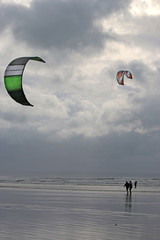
[0,0,160,177]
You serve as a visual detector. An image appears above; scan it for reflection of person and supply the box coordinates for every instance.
[125,193,132,212]
[129,181,133,194]
[134,181,137,188]
[124,181,129,194]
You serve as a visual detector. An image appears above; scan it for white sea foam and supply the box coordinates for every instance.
[0,174,160,192]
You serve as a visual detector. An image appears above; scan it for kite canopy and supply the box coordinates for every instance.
[4,56,45,106]
[116,70,132,85]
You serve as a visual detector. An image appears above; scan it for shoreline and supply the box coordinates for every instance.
[1,182,160,194]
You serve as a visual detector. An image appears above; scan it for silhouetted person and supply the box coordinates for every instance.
[129,181,133,194]
[124,181,129,194]
[134,181,137,188]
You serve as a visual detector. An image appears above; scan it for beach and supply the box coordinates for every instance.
[0,183,160,240]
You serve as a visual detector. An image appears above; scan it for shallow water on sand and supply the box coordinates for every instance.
[0,188,160,240]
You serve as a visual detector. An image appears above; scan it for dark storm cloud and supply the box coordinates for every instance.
[0,0,132,52]
[0,130,159,175]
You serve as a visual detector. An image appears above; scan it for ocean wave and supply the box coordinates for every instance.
[0,176,160,193]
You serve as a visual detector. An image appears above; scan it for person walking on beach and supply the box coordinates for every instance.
[124,181,129,194]
[134,181,137,188]
[129,181,133,194]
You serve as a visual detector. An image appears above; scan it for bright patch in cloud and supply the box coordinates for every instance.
[130,0,160,16]
[1,0,32,7]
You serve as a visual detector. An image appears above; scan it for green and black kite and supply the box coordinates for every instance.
[4,56,45,106]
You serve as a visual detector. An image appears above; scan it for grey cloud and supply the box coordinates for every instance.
[0,0,132,52]
[135,95,160,131]
[121,61,160,131]
[0,130,159,175]
[115,60,159,88]
[118,14,160,52]
[0,0,160,177]
[1,111,29,124]
[128,61,155,86]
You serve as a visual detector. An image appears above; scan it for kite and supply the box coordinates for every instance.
[116,70,132,85]
[4,56,45,106]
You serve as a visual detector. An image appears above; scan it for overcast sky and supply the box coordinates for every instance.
[0,0,160,177]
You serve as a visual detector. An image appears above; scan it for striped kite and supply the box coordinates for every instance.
[4,56,45,106]
[116,70,132,85]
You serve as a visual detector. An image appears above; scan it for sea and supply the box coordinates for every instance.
[0,171,160,192]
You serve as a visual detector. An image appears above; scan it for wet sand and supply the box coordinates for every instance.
[0,188,160,240]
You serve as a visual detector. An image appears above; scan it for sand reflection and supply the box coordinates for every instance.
[125,193,132,212]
